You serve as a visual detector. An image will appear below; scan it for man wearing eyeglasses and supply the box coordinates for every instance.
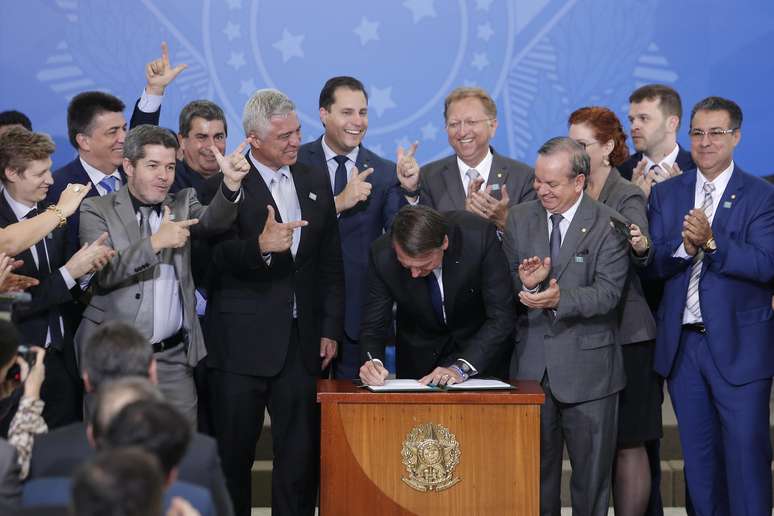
[411,87,535,231]
[646,96,774,516]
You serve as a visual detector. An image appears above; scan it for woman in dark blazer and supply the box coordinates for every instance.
[569,107,660,516]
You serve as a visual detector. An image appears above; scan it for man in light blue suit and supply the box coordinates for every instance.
[297,76,409,379]
[647,96,774,516]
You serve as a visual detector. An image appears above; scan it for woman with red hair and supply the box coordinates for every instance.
[568,106,661,516]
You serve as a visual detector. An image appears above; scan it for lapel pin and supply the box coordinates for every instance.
[731,194,736,199]
[723,201,732,208]
[581,227,587,233]
[574,256,584,263]
[497,172,503,178]
[309,192,317,201]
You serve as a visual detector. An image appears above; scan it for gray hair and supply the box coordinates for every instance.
[178,100,228,137]
[537,136,590,178]
[123,124,178,164]
[242,88,295,137]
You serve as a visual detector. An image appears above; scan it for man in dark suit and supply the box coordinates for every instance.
[646,97,774,516]
[503,137,629,515]
[46,42,186,254]
[414,87,535,230]
[0,128,113,428]
[171,100,229,195]
[359,205,515,385]
[28,322,232,516]
[202,88,343,516]
[620,84,695,190]
[297,76,404,379]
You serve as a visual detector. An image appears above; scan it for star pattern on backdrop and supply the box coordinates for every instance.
[369,85,397,117]
[354,17,380,46]
[421,122,439,141]
[471,52,490,71]
[273,29,305,62]
[227,52,246,70]
[403,0,437,24]
[477,22,494,42]
[223,22,241,41]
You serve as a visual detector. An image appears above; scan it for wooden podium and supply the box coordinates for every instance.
[317,380,544,515]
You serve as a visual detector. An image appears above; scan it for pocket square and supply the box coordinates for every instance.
[309,192,317,201]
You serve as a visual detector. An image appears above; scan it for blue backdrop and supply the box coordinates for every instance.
[2,0,773,175]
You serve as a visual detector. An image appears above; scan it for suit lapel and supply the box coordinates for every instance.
[555,195,594,280]
[292,164,320,263]
[113,187,142,242]
[711,165,744,233]
[440,158,467,209]
[440,225,464,322]
[678,169,698,219]
[0,195,36,268]
[597,169,620,206]
[488,150,510,193]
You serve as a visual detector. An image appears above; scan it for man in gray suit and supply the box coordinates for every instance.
[410,87,535,230]
[503,137,629,516]
[75,125,249,426]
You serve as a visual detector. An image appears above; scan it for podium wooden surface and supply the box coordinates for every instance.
[317,380,544,515]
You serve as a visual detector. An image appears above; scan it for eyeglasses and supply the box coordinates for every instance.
[445,118,494,131]
[574,140,598,151]
[688,128,738,142]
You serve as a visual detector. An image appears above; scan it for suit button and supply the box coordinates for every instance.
[135,293,141,300]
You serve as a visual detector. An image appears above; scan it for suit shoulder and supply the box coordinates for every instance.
[81,192,113,212]
[508,198,541,217]
[420,154,455,176]
[446,210,490,231]
[495,153,533,173]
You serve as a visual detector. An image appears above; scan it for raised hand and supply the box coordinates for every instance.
[519,278,560,309]
[468,183,510,229]
[334,166,374,213]
[0,253,38,292]
[212,140,250,191]
[258,205,308,254]
[396,141,420,193]
[518,256,550,290]
[65,232,116,278]
[150,206,199,252]
[145,41,188,96]
[464,176,486,217]
[683,209,712,251]
[56,183,92,217]
[628,223,650,256]
[631,159,655,199]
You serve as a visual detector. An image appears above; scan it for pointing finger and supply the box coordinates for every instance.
[161,41,170,65]
[162,205,172,222]
[233,140,248,156]
[357,168,374,180]
[406,141,419,158]
[283,219,309,230]
[265,205,277,225]
[176,218,199,228]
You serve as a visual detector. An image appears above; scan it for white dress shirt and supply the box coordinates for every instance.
[457,149,493,194]
[3,189,74,346]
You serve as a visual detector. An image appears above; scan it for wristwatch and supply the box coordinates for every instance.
[702,236,717,253]
[400,186,421,198]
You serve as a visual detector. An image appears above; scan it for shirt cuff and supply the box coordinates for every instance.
[59,266,76,289]
[673,243,691,260]
[261,252,272,266]
[138,89,163,113]
[407,196,420,206]
[522,284,540,294]
[221,182,242,202]
[371,358,384,367]
[457,358,478,376]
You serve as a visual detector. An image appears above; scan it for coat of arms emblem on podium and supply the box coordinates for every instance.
[400,422,462,492]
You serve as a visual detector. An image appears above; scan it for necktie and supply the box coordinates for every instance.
[25,208,64,348]
[271,172,301,257]
[136,206,155,333]
[98,175,119,194]
[465,168,480,195]
[333,155,348,196]
[426,272,445,326]
[686,182,716,319]
[549,214,563,277]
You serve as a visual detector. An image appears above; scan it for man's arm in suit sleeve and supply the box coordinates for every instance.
[644,182,692,280]
[616,188,652,267]
[381,160,405,231]
[79,199,160,289]
[11,271,75,321]
[417,166,436,209]
[705,187,774,283]
[317,195,345,342]
[0,442,21,509]
[516,166,537,204]
[187,184,239,238]
[457,225,516,371]
[556,225,630,321]
[129,90,162,129]
[502,207,525,294]
[359,245,394,364]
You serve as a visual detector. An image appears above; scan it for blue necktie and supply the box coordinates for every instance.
[549,214,563,277]
[426,272,445,326]
[98,175,118,193]
[332,155,348,196]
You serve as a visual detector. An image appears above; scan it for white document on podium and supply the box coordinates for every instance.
[444,379,513,390]
[365,379,435,392]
